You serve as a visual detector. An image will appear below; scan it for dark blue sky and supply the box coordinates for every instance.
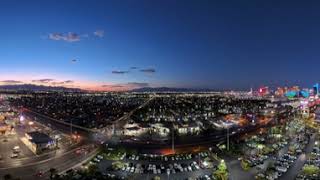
[0,0,319,90]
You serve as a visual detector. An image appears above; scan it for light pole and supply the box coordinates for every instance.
[171,124,175,153]
[227,126,230,151]
[227,127,230,151]
[70,119,73,135]
[70,119,73,144]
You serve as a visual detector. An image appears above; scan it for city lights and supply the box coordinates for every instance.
[0,1,320,179]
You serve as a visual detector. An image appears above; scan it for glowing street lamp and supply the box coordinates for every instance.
[19,115,25,122]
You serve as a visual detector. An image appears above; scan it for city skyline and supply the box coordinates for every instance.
[1,0,320,91]
[1,1,320,179]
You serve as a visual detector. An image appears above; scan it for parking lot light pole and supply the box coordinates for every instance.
[172,123,175,153]
[69,119,73,144]
[227,127,229,151]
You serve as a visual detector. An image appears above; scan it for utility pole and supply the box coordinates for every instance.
[70,119,73,135]
[172,123,175,153]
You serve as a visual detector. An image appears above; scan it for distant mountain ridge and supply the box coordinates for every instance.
[0,84,217,93]
[0,84,82,92]
[131,87,215,92]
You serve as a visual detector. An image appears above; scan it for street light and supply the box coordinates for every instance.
[171,123,175,153]
[222,122,232,151]
[70,119,73,135]
[19,115,25,122]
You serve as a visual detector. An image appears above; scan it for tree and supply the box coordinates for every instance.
[241,160,250,171]
[112,161,125,170]
[3,174,12,180]
[213,160,228,180]
[87,164,98,175]
[303,165,320,175]
[49,168,58,180]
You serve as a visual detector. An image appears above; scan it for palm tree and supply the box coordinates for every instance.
[3,174,12,180]
[49,168,58,180]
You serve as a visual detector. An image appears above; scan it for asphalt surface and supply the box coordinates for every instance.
[0,133,34,162]
[98,157,215,180]
[279,133,316,180]
[0,109,98,180]
[0,145,98,180]
[226,157,256,180]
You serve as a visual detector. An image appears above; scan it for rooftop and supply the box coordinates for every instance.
[26,131,53,144]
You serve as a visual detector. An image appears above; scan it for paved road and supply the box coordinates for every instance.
[113,95,156,130]
[0,145,98,180]
[23,109,95,137]
[279,133,316,180]
[221,155,256,180]
[0,109,98,180]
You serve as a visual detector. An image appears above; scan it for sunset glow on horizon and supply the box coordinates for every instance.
[1,0,320,91]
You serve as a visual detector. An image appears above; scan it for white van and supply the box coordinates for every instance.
[276,166,287,173]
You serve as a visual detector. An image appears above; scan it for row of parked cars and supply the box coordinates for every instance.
[121,160,210,175]
[253,128,307,180]
[274,153,297,174]
[255,151,299,180]
[307,146,320,166]
[90,154,105,164]
[127,151,209,162]
[195,174,212,180]
[296,146,320,180]
[246,155,269,167]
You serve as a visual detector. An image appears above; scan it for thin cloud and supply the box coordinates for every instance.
[101,82,149,90]
[140,68,156,73]
[112,70,129,74]
[130,67,138,70]
[51,80,74,85]
[102,85,124,88]
[48,32,81,42]
[32,79,55,83]
[71,59,77,64]
[94,30,104,37]
[63,80,74,84]
[51,82,65,85]
[0,80,23,84]
[31,79,74,85]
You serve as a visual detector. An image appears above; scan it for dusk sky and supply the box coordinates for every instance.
[1,0,320,91]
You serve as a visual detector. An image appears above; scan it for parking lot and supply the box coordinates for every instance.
[0,113,76,166]
[84,148,217,180]
[0,133,34,161]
